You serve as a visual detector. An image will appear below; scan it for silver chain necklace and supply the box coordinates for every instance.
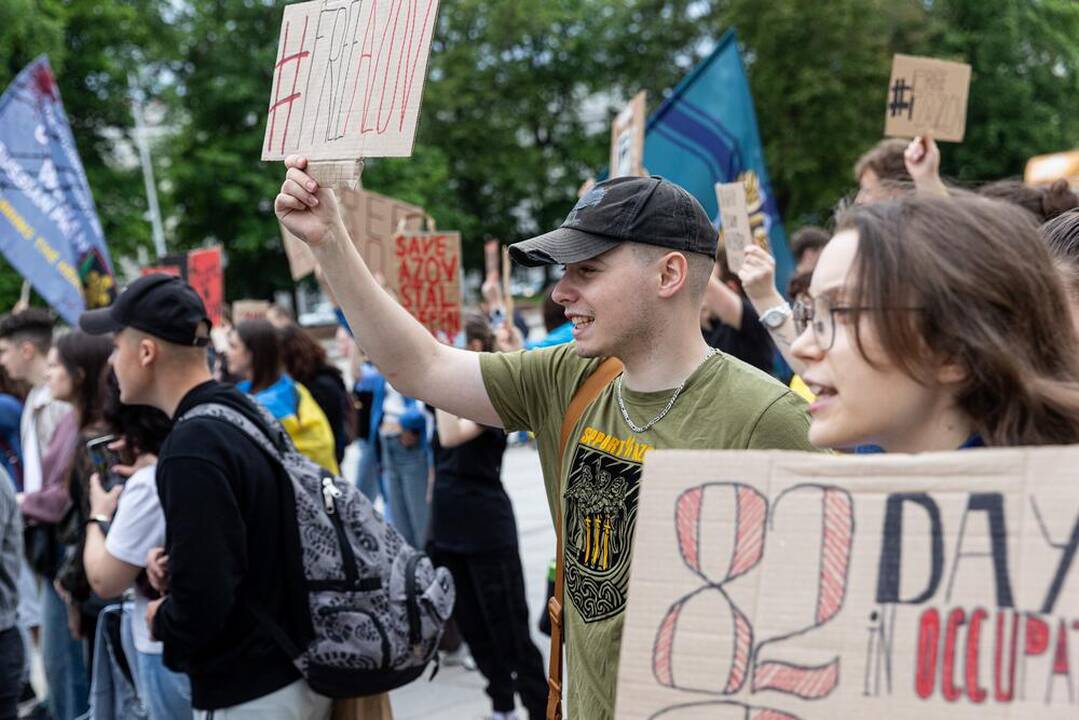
[615,348,718,434]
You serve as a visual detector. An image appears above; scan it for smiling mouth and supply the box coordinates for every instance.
[568,314,595,328]
[806,381,837,399]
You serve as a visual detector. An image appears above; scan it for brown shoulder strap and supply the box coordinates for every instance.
[547,357,623,720]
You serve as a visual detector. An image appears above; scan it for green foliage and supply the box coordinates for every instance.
[0,0,1077,309]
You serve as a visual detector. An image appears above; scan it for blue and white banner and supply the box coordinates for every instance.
[644,30,793,292]
[0,56,114,323]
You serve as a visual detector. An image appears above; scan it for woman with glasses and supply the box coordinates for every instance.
[790,194,1079,452]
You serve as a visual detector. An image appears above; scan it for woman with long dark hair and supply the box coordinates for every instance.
[44,329,114,718]
[226,319,339,473]
[791,194,1079,452]
[277,323,351,466]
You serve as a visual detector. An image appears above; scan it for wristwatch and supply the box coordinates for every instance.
[86,514,111,534]
[758,302,792,329]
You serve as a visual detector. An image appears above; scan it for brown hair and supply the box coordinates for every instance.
[837,193,1079,447]
[790,226,829,265]
[234,319,281,393]
[853,139,911,184]
[977,179,1078,224]
[464,313,496,352]
[277,323,330,386]
[54,330,114,430]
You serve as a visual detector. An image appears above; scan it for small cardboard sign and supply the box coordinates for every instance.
[884,54,971,143]
[278,188,425,281]
[391,230,461,339]
[232,299,271,323]
[610,91,647,179]
[715,181,753,272]
[616,447,1079,719]
[1025,150,1079,188]
[261,0,441,162]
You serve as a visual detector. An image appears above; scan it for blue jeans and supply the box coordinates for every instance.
[354,438,382,503]
[136,651,192,720]
[381,437,429,548]
[42,579,89,720]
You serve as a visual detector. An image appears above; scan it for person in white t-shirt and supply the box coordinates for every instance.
[82,374,191,720]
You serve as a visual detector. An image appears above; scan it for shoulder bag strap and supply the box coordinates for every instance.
[547,356,623,720]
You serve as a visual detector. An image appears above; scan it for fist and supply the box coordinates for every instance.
[904,134,940,182]
[737,245,778,303]
[275,155,340,247]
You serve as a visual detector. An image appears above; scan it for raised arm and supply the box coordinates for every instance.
[275,156,502,427]
[738,246,806,375]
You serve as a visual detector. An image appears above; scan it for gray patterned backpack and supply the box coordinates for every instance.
[179,400,455,698]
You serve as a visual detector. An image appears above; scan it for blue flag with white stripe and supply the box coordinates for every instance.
[644,30,792,293]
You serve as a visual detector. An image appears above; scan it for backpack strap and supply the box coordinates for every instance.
[178,402,287,461]
[547,356,623,720]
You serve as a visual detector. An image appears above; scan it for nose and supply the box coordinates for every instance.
[551,274,575,307]
[790,323,822,365]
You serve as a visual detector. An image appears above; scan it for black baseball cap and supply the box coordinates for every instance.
[509,175,718,267]
[79,274,211,346]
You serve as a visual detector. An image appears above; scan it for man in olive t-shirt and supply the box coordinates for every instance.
[275,161,815,719]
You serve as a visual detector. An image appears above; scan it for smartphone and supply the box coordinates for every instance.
[85,434,124,491]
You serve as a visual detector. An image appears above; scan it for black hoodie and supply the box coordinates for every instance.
[152,380,313,710]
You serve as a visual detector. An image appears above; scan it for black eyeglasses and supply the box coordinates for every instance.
[793,295,923,350]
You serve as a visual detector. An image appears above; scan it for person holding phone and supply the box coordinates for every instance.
[42,329,113,718]
[83,373,191,720]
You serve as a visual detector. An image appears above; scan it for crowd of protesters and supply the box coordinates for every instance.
[0,130,1073,720]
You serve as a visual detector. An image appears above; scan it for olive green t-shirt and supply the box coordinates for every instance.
[480,343,817,719]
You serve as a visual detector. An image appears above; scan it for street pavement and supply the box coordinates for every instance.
[344,440,556,720]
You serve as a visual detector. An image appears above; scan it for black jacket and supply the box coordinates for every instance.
[152,381,312,710]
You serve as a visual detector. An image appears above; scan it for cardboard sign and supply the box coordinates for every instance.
[392,230,460,339]
[262,0,441,162]
[884,54,971,143]
[232,299,271,323]
[616,447,1079,719]
[186,247,224,327]
[716,181,753,272]
[278,188,425,281]
[610,91,647,178]
[1025,150,1079,188]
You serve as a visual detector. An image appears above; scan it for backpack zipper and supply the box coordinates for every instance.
[404,552,423,652]
[321,475,359,588]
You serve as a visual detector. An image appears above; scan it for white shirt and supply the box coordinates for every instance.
[20,385,68,494]
[105,464,165,654]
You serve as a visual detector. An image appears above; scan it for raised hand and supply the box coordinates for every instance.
[737,245,778,304]
[275,155,341,247]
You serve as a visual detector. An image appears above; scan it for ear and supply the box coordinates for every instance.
[139,337,159,369]
[19,341,35,361]
[934,356,968,386]
[657,252,689,299]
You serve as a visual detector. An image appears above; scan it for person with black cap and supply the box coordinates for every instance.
[79,274,328,719]
[276,156,816,720]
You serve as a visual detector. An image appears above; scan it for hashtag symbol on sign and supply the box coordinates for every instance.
[267,17,311,154]
[888,78,914,120]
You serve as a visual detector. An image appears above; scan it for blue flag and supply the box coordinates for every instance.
[644,30,792,293]
[0,56,114,323]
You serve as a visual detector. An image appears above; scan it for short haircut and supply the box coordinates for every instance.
[631,243,713,300]
[853,139,911,184]
[790,226,830,264]
[0,308,55,354]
